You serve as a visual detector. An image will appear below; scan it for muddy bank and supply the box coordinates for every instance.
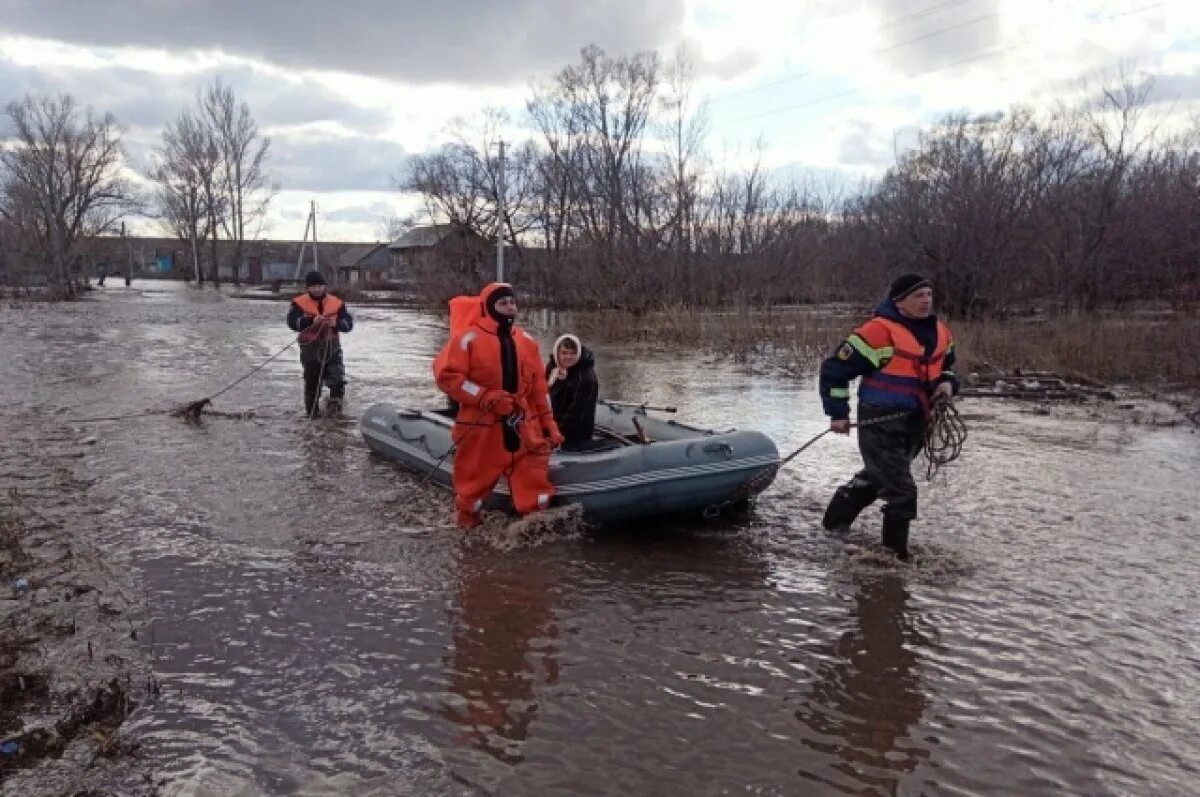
[0,419,157,797]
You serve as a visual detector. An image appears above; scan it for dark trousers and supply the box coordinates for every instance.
[853,404,925,520]
[300,340,345,413]
[826,404,925,529]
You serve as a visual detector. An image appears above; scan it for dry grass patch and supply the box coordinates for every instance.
[567,304,1200,391]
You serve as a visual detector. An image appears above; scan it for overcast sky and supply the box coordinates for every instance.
[1,0,1196,241]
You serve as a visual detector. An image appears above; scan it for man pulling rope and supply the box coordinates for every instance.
[817,272,962,560]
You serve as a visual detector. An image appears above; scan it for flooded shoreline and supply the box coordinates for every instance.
[3,282,1198,795]
[1,415,156,796]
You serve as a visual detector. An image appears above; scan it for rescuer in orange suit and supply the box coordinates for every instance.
[433,283,565,529]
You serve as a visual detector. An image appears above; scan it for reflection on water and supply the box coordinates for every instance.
[2,281,1198,796]
[441,543,560,766]
[797,574,930,794]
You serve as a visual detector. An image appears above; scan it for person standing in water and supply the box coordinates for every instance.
[286,270,354,417]
[433,283,564,529]
[817,273,959,560]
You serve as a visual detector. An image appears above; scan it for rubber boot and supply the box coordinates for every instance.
[881,513,910,561]
[456,509,482,530]
[304,383,320,418]
[325,382,345,417]
[822,479,877,533]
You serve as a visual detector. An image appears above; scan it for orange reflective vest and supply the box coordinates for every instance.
[293,293,343,344]
[855,317,951,410]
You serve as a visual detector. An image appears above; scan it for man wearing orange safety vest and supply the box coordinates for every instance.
[433,283,564,529]
[818,273,959,560]
[286,270,354,417]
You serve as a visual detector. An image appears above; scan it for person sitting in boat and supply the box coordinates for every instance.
[286,270,353,417]
[546,334,599,450]
[432,283,565,529]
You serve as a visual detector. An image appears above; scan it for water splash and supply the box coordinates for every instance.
[470,505,590,551]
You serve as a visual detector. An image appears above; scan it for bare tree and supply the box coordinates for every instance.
[1033,77,1154,310]
[152,108,223,284]
[403,110,541,275]
[406,141,492,233]
[376,213,415,242]
[0,93,139,298]
[200,80,272,285]
[863,110,1049,316]
[401,47,1200,314]
[659,44,709,265]
[538,46,661,256]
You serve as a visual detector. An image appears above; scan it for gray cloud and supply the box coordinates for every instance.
[874,0,1001,75]
[0,0,685,85]
[278,207,308,222]
[0,58,392,135]
[699,48,760,81]
[838,120,920,168]
[321,202,396,225]
[1,53,400,190]
[1140,68,1200,105]
[838,120,887,167]
[1047,65,1200,115]
[271,134,408,192]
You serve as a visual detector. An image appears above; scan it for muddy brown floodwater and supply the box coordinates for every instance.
[2,281,1198,796]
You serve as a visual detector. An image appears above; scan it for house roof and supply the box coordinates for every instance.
[388,224,458,250]
[336,243,388,269]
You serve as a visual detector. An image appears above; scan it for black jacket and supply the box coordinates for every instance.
[545,347,599,445]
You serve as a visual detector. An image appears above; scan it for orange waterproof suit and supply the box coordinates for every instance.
[433,283,562,528]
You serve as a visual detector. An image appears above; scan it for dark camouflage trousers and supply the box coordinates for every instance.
[844,403,926,521]
[300,340,345,414]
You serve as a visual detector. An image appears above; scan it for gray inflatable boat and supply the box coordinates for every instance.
[359,400,781,524]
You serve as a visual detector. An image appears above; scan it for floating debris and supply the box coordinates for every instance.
[962,367,1116,401]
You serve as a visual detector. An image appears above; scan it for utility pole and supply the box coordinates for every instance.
[496,139,506,283]
[295,200,320,280]
[122,221,131,277]
[191,230,200,285]
[312,199,320,274]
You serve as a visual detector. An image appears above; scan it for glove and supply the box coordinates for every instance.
[546,426,565,448]
[480,390,515,416]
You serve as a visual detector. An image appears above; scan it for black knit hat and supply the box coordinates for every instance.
[889,272,931,301]
[484,283,515,320]
[305,270,326,287]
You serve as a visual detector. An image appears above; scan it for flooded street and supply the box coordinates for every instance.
[4,282,1198,796]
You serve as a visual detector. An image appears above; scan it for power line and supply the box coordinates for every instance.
[722,0,1168,127]
[874,9,1000,57]
[709,0,992,104]
[883,0,981,29]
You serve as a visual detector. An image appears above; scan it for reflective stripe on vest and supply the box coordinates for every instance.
[294,293,343,344]
[858,318,950,405]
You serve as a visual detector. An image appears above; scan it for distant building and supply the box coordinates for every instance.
[48,235,417,285]
[335,243,395,284]
[388,223,490,276]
